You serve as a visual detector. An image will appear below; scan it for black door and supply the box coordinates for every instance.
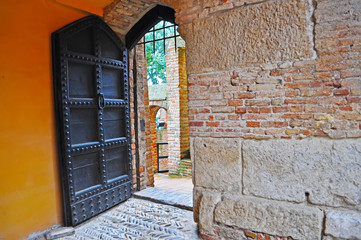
[52,16,132,226]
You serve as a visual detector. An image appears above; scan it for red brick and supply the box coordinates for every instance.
[247,121,261,128]
[198,108,211,113]
[333,89,349,96]
[228,99,244,106]
[242,114,268,120]
[284,82,310,89]
[262,121,288,128]
[234,92,255,99]
[244,134,255,139]
[245,231,256,238]
[235,107,246,114]
[228,115,239,120]
[347,97,361,103]
[290,105,304,112]
[247,107,260,113]
[245,99,270,106]
[260,107,271,113]
[265,129,284,135]
[284,98,318,104]
[189,109,198,114]
[310,81,323,88]
[285,90,299,97]
[281,136,292,139]
[339,106,353,111]
[300,129,312,136]
[206,121,220,127]
[189,121,204,127]
[270,69,284,76]
[273,106,289,113]
[282,114,312,119]
[286,129,299,135]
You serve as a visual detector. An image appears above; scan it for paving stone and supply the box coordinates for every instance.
[134,187,193,210]
[60,198,200,240]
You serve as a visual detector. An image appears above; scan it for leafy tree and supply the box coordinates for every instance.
[144,21,177,85]
[146,47,166,85]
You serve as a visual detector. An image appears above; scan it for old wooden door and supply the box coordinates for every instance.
[52,16,132,226]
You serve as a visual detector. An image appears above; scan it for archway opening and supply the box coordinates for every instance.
[124,6,193,208]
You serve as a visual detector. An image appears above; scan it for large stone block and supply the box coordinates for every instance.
[192,137,242,192]
[243,139,361,209]
[214,195,323,240]
[325,210,361,239]
[181,0,314,74]
[198,190,222,235]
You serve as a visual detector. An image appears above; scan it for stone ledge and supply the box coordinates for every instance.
[214,195,323,240]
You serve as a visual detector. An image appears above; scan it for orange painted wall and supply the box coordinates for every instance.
[0,1,90,239]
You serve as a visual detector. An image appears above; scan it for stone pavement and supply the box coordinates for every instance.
[134,173,193,210]
[60,198,200,240]
[154,173,193,195]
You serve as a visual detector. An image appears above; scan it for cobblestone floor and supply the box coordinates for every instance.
[61,198,200,240]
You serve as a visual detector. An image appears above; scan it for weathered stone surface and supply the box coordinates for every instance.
[45,227,74,239]
[212,225,247,240]
[182,0,314,74]
[62,198,200,240]
[193,186,203,223]
[214,195,323,240]
[198,190,221,235]
[325,210,361,239]
[243,138,361,209]
[192,137,242,192]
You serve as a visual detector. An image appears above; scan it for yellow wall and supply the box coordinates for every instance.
[0,1,90,239]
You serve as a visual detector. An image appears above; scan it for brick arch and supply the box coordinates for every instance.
[150,105,168,172]
[103,0,182,44]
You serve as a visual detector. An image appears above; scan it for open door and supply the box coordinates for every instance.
[52,16,132,226]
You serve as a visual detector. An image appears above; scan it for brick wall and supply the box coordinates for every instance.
[149,105,162,174]
[186,1,360,140]
[166,41,191,176]
[178,48,190,158]
[166,41,181,175]
[129,44,152,189]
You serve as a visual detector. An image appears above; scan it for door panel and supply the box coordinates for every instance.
[52,16,132,226]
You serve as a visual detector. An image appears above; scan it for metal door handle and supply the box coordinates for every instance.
[98,93,105,110]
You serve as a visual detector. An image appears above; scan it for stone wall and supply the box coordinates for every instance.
[106,0,361,238]
[183,0,361,239]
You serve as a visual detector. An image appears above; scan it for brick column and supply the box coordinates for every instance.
[166,39,190,176]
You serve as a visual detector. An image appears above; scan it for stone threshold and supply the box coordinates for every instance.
[134,187,193,211]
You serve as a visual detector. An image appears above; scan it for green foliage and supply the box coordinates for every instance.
[144,21,178,85]
[146,47,166,85]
